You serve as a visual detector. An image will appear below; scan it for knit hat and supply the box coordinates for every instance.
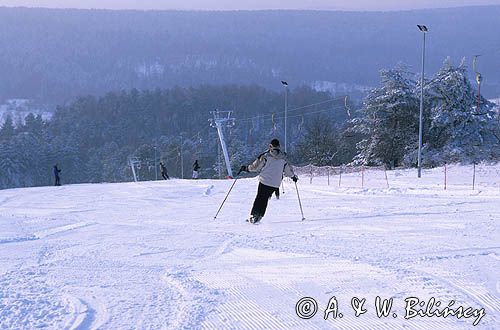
[270,139,280,148]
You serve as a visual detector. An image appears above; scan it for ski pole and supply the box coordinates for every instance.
[294,181,306,221]
[213,170,241,220]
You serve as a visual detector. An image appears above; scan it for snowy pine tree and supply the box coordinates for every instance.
[424,58,500,165]
[0,115,15,141]
[352,65,419,168]
[297,116,339,166]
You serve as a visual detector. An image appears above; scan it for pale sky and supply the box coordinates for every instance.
[2,0,500,11]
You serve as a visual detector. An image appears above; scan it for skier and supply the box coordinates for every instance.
[53,164,61,186]
[192,160,200,179]
[239,139,298,224]
[160,162,170,180]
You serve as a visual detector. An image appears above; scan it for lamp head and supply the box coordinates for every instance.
[417,25,428,32]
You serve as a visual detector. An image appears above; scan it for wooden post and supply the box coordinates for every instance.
[310,165,313,184]
[444,163,447,190]
[361,166,365,188]
[472,162,476,190]
[327,167,330,186]
[339,166,343,187]
[384,167,389,188]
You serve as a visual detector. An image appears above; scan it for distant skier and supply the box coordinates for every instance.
[239,139,297,224]
[53,164,61,186]
[192,160,200,179]
[160,162,170,180]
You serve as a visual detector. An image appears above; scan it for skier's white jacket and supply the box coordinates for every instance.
[248,148,295,188]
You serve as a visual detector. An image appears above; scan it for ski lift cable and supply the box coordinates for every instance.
[272,106,344,121]
[142,103,347,173]
[237,102,349,124]
[237,96,346,122]
[167,105,347,160]
[238,104,349,128]
[156,97,352,159]
[161,125,211,157]
[286,96,346,113]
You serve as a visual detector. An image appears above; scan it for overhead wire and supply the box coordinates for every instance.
[237,96,347,123]
[159,96,350,157]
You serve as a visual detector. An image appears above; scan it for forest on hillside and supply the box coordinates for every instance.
[0,85,354,188]
[0,59,498,190]
[0,6,499,105]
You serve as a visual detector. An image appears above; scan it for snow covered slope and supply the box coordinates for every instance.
[0,166,499,329]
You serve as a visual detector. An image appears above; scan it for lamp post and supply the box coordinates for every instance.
[417,24,428,178]
[281,80,288,153]
[154,145,157,180]
[179,134,184,179]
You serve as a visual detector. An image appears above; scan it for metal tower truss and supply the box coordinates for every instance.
[209,110,235,178]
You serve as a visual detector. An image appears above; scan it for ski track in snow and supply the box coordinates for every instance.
[0,166,499,329]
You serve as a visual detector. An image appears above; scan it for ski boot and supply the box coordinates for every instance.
[248,215,262,224]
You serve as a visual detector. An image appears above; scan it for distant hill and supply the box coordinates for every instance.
[0,6,499,104]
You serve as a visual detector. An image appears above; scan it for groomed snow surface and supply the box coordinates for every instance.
[0,165,499,329]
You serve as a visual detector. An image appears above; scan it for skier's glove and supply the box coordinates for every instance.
[239,165,248,173]
[292,175,298,182]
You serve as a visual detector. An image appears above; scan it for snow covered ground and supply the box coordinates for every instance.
[0,165,499,329]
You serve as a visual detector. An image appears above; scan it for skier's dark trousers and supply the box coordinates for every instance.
[240,139,298,223]
[273,187,280,200]
[251,183,277,218]
[53,164,61,186]
[192,160,200,179]
[160,162,170,180]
